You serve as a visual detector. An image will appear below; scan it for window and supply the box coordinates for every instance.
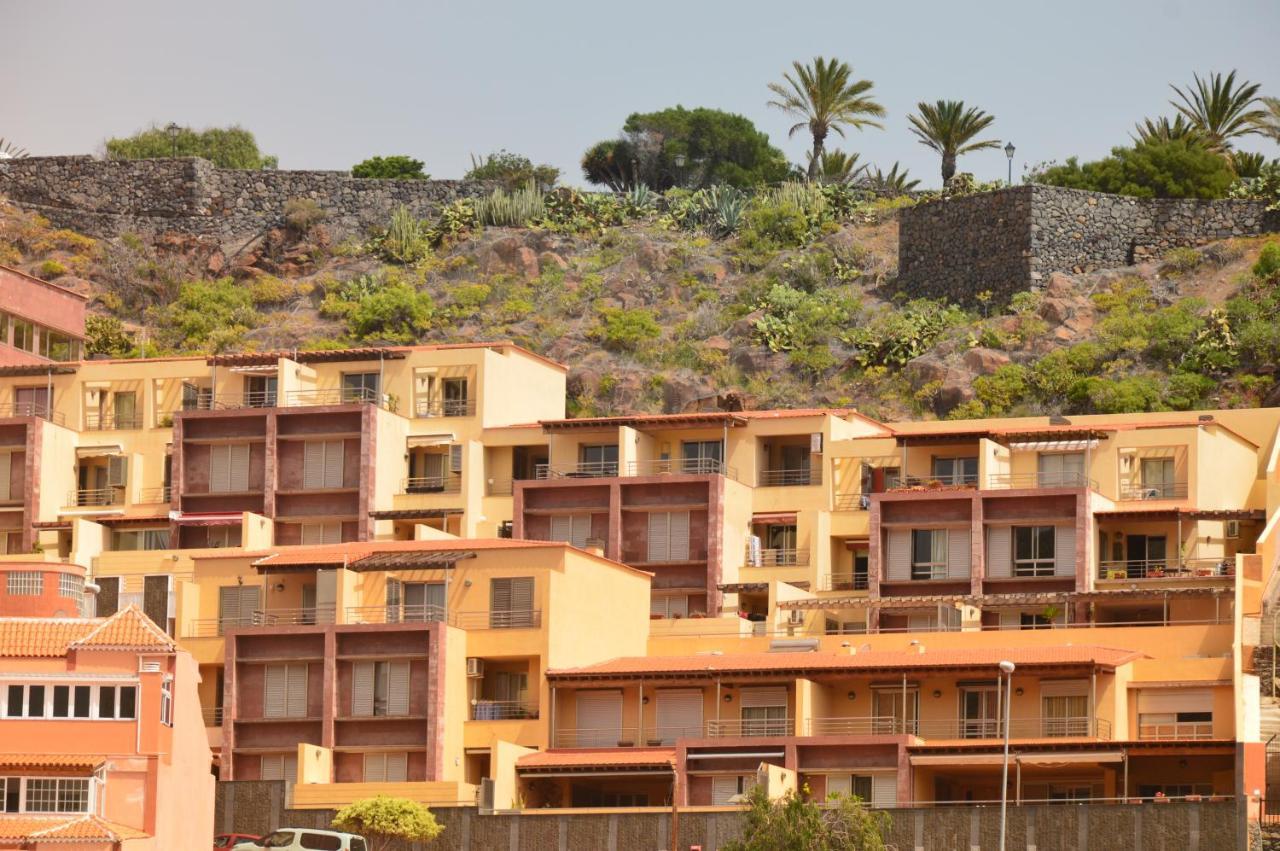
[95,685,137,719]
[23,778,90,813]
[40,332,77,362]
[11,320,34,352]
[910,530,947,580]
[578,444,618,476]
[259,754,297,784]
[352,661,410,717]
[762,524,797,564]
[111,529,170,550]
[959,684,1000,738]
[650,594,690,619]
[300,834,345,851]
[489,577,535,628]
[7,571,42,596]
[206,525,241,548]
[681,440,723,474]
[181,382,212,411]
[302,440,345,489]
[1138,711,1214,739]
[3,684,45,718]
[112,391,138,429]
[209,443,251,493]
[244,375,278,407]
[58,572,84,599]
[300,522,343,545]
[1,777,18,812]
[647,511,691,562]
[1013,526,1056,577]
[549,514,592,549]
[711,774,755,805]
[827,774,874,802]
[259,832,298,848]
[1037,452,1084,487]
[341,372,381,403]
[159,678,171,726]
[363,752,408,783]
[739,687,788,736]
[1140,457,1177,497]
[442,378,470,415]
[1040,681,1089,736]
[871,687,919,734]
[218,585,261,632]
[931,456,977,485]
[264,664,308,718]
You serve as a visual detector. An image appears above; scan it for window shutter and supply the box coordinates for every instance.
[264,665,286,718]
[260,754,284,780]
[1040,679,1088,698]
[886,530,910,581]
[986,527,1012,578]
[1054,526,1076,576]
[549,516,571,543]
[650,596,666,617]
[712,776,747,805]
[871,774,897,807]
[648,512,670,562]
[240,586,261,623]
[323,522,341,544]
[210,445,230,493]
[654,688,703,741]
[510,578,534,615]
[570,514,591,549]
[388,661,410,716]
[385,752,407,782]
[739,687,787,709]
[1137,689,1213,714]
[364,753,386,783]
[947,529,971,579]
[669,512,690,560]
[490,578,513,613]
[575,690,623,747]
[324,440,344,488]
[229,444,250,492]
[827,775,852,797]
[286,664,308,717]
[450,444,463,474]
[303,441,324,490]
[0,452,9,501]
[107,455,128,487]
[352,662,374,716]
[998,609,1021,629]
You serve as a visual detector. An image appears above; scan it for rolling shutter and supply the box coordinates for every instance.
[264,665,287,718]
[323,440,344,488]
[388,661,410,716]
[301,524,322,545]
[261,753,297,783]
[95,576,120,617]
[510,578,534,614]
[648,512,669,561]
[576,690,623,747]
[886,530,911,581]
[364,752,408,783]
[986,527,1012,578]
[669,512,690,560]
[210,445,230,493]
[550,515,571,543]
[229,444,250,492]
[303,441,324,490]
[352,662,374,716]
[655,689,703,741]
[286,664,308,717]
[570,515,590,548]
[871,773,897,807]
[450,444,463,474]
[998,610,1021,629]
[739,687,786,709]
[827,775,852,796]
[1054,525,1076,576]
[948,529,971,579]
[1040,679,1088,699]
[711,775,752,805]
[1137,689,1213,713]
[0,452,9,500]
[107,455,128,487]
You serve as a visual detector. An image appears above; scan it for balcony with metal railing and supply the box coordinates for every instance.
[1096,558,1232,581]
[66,487,124,509]
[202,706,224,726]
[343,605,447,625]
[84,410,143,430]
[806,716,1111,740]
[1118,481,1189,501]
[344,606,541,630]
[985,471,1097,490]
[401,475,462,495]
[705,718,794,738]
[887,473,979,492]
[183,607,337,637]
[1137,720,1214,740]
[818,573,869,592]
[138,485,172,504]
[746,547,809,567]
[415,398,476,418]
[833,492,871,511]
[758,467,822,487]
[533,458,738,480]
[470,700,539,721]
[0,403,64,425]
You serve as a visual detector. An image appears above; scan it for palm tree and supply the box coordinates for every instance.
[768,57,885,182]
[1231,150,1267,179]
[865,162,920,194]
[1131,115,1203,146]
[907,100,1001,183]
[806,149,867,184]
[0,137,28,159]
[1169,70,1265,152]
[1254,97,1280,144]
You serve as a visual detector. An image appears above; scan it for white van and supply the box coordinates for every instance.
[231,829,367,851]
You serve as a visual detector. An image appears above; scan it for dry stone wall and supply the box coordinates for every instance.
[899,184,1280,305]
[0,155,493,242]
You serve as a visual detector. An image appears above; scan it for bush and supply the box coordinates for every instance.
[84,314,133,357]
[1254,241,1280,281]
[331,796,442,851]
[146,278,259,352]
[377,206,431,263]
[596,307,660,351]
[347,281,434,343]
[466,150,559,190]
[283,198,326,235]
[738,201,811,252]
[848,299,967,368]
[1161,246,1203,275]
[724,784,888,851]
[1230,161,1280,210]
[351,155,428,180]
[475,183,546,227]
[38,259,67,279]
[1031,138,1236,199]
[753,283,858,353]
[105,124,276,169]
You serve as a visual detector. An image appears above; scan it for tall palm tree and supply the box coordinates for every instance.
[806,149,867,185]
[907,100,1001,183]
[1169,70,1265,153]
[768,57,885,182]
[1131,114,1203,146]
[1254,97,1280,144]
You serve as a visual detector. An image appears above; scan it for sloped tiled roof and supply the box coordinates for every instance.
[0,814,150,841]
[0,606,174,657]
[0,754,107,770]
[253,537,568,568]
[518,749,676,770]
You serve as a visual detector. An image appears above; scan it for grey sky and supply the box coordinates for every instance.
[5,0,1279,188]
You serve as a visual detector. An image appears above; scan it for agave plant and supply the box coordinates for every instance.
[0,137,29,159]
[474,182,546,227]
[625,183,655,216]
[699,185,747,237]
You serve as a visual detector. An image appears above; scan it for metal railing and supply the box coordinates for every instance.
[1137,721,1214,741]
[139,486,172,504]
[452,609,542,630]
[553,727,641,748]
[67,487,123,508]
[343,606,541,630]
[285,387,386,408]
[1097,558,1232,580]
[470,700,538,721]
[888,474,979,491]
[747,548,809,567]
[202,706,224,726]
[487,479,514,496]
[251,607,336,626]
[911,717,1111,740]
[640,725,709,746]
[84,411,143,430]
[628,458,735,478]
[985,472,1097,490]
[833,493,871,511]
[758,467,822,487]
[1119,481,1189,500]
[818,573,869,592]
[706,718,794,738]
[402,475,462,495]
[0,403,64,425]
[415,399,476,418]
[345,605,447,625]
[536,461,620,479]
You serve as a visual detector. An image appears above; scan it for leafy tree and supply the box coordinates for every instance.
[723,785,888,851]
[351,155,428,180]
[105,124,277,169]
[865,162,919,194]
[1256,97,1280,144]
[84,314,133,357]
[807,150,866,185]
[768,57,886,182]
[1169,70,1265,153]
[145,279,259,353]
[1132,115,1203,146]
[331,796,442,851]
[347,281,435,343]
[582,107,791,190]
[907,100,1001,183]
[1030,138,1236,199]
[466,150,559,190]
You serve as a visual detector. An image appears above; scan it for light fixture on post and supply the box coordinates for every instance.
[165,123,181,158]
[673,153,687,189]
[1004,142,1016,187]
[998,659,1016,851]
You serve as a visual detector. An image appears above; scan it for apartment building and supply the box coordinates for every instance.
[0,266,86,370]
[0,560,213,848]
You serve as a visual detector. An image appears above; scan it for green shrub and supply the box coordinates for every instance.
[971,364,1031,415]
[475,183,546,227]
[378,205,432,263]
[1161,246,1203,275]
[247,275,299,305]
[595,307,660,351]
[752,283,858,353]
[84,314,133,357]
[283,198,326,234]
[1081,375,1164,413]
[738,201,810,252]
[848,299,967,368]
[351,155,428,180]
[347,282,434,343]
[106,124,277,168]
[1230,161,1280,210]
[1030,138,1235,199]
[431,199,478,244]
[1254,241,1280,281]
[466,150,559,190]
[38,259,67,279]
[146,278,260,352]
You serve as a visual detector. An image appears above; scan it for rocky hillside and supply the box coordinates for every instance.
[1,195,1278,419]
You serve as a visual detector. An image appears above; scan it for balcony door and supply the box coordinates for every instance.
[1140,458,1177,497]
[341,372,380,404]
[872,687,918,734]
[681,440,722,474]
[490,576,534,628]
[1126,534,1167,577]
[1040,680,1089,736]
[959,684,1000,738]
[1037,452,1084,487]
[244,376,278,407]
[931,456,976,485]
[739,687,788,736]
[14,386,49,417]
[576,690,623,747]
[578,444,618,477]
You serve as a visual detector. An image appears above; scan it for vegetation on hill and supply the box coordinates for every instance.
[105,124,277,169]
[351,155,428,180]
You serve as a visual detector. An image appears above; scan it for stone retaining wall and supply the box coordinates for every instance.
[0,155,493,242]
[899,184,1280,305]
[215,781,1243,850]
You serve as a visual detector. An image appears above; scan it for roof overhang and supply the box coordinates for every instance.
[208,348,407,367]
[368,508,465,520]
[539,413,748,432]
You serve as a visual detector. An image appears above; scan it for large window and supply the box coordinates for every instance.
[442,378,470,415]
[17,778,91,813]
[578,444,618,476]
[111,529,170,551]
[1037,452,1084,487]
[1013,526,1056,577]
[341,372,381,404]
[3,683,135,720]
[910,530,947,580]
[959,684,1000,738]
[1140,458,1177,497]
[931,456,977,485]
[6,571,42,596]
[871,686,918,734]
[11,320,34,352]
[681,440,723,474]
[490,577,535,628]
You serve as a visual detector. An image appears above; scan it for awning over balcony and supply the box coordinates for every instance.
[779,586,1228,610]
[910,751,1124,767]
[407,434,455,448]
[1006,438,1100,451]
[208,347,407,366]
[75,444,123,458]
[169,511,243,526]
[369,508,464,520]
[349,550,477,570]
[539,412,749,432]
[1095,507,1264,520]
[517,749,675,774]
[752,512,798,525]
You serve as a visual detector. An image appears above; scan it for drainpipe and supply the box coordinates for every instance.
[378,350,385,407]
[901,673,907,735]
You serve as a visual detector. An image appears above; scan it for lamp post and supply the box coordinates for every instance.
[673,153,686,189]
[165,123,181,158]
[998,659,1016,851]
[1004,142,1016,187]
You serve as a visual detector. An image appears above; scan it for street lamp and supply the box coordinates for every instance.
[165,123,181,158]
[1004,142,1016,187]
[998,659,1016,851]
[673,153,686,189]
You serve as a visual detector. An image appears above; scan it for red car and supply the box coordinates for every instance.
[215,835,260,850]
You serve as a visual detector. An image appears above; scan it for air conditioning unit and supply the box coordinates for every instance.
[1226,520,1240,539]
[140,662,162,673]
[465,658,484,678]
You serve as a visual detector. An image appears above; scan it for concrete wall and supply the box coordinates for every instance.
[898,185,1280,305]
[214,783,1243,851]
[0,155,495,241]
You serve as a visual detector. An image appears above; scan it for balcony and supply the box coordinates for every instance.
[203,706,224,726]
[806,716,1111,740]
[1097,558,1231,581]
[487,479,514,496]
[66,487,123,508]
[747,547,809,567]
[470,700,538,721]
[1137,720,1214,740]
[758,467,822,487]
[180,388,391,411]
[533,459,737,480]
[183,607,337,637]
[344,605,447,625]
[554,727,642,748]
[452,609,542,630]
[888,473,978,492]
[139,486,172,504]
[833,493,871,511]
[402,475,462,495]
[818,573,869,592]
[986,472,1097,490]
[343,606,541,630]
[84,411,143,430]
[415,398,476,418]
[1119,481,1189,501]
[536,461,619,479]
[0,402,64,425]
[705,718,793,738]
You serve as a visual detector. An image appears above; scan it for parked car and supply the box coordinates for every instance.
[214,835,260,850]
[231,830,367,851]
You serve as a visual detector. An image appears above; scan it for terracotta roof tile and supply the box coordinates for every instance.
[0,815,149,841]
[547,646,1143,681]
[253,537,568,567]
[518,749,676,770]
[0,606,174,657]
[0,754,107,770]
[70,605,175,652]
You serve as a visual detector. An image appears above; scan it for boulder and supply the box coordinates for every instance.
[962,347,1010,375]
[703,335,732,353]
[538,251,568,273]
[905,353,952,388]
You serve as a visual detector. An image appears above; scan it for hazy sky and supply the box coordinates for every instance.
[5,0,1279,188]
